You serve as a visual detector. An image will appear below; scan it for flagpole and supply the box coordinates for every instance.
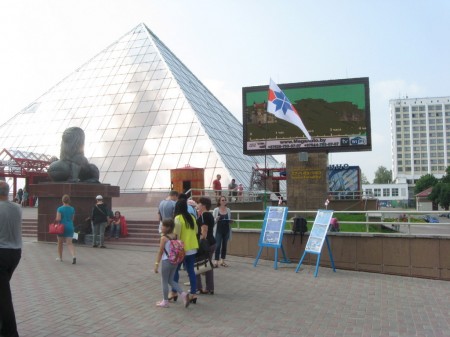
[264,101,268,210]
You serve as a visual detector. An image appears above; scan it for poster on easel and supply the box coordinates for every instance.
[295,209,336,277]
[258,206,288,247]
[254,206,289,269]
[305,210,334,253]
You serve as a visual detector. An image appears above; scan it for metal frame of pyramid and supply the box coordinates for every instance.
[0,23,278,193]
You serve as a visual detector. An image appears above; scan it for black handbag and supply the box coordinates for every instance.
[197,214,211,257]
[197,237,210,257]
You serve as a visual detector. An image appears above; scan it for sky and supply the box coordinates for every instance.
[1,0,450,182]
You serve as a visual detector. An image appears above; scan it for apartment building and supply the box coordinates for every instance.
[390,97,450,185]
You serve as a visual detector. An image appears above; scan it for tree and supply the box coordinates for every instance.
[373,166,392,184]
[361,172,370,184]
[429,182,450,210]
[440,166,450,184]
[414,173,438,195]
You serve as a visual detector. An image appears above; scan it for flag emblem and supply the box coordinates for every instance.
[267,79,312,140]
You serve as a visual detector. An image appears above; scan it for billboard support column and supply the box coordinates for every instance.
[286,152,328,210]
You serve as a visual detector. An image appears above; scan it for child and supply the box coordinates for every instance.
[154,218,189,308]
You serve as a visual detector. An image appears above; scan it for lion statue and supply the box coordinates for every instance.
[48,127,100,183]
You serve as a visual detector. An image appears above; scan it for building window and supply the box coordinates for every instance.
[395,107,400,112]
[392,188,399,197]
[383,189,390,197]
[374,189,381,197]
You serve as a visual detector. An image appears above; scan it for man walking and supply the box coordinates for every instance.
[158,190,178,234]
[0,181,22,337]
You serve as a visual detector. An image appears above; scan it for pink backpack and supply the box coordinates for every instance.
[164,235,185,265]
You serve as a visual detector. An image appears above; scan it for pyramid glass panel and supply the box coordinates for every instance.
[0,23,279,192]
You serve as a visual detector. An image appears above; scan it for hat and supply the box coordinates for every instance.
[96,195,103,200]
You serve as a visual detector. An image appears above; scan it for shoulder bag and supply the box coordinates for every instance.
[49,221,64,234]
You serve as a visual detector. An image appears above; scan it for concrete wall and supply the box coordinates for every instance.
[228,231,450,280]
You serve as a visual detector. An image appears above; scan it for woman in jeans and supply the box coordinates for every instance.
[171,199,199,304]
[213,196,232,267]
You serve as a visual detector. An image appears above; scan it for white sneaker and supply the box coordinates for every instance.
[56,257,62,262]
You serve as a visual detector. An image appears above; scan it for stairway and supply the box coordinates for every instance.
[103,220,160,246]
[22,219,38,238]
[21,218,161,247]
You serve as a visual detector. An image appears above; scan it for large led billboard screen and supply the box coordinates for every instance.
[242,77,371,155]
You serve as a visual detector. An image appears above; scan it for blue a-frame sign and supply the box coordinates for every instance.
[253,206,290,269]
[295,209,336,277]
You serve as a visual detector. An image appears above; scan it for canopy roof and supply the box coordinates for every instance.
[0,148,52,177]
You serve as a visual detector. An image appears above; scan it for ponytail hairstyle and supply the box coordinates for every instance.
[174,199,195,229]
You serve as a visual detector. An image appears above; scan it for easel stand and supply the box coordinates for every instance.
[254,244,291,270]
[295,236,336,277]
[253,206,289,270]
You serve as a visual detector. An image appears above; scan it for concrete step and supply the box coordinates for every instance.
[21,218,162,247]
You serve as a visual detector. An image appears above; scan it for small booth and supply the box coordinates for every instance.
[170,165,204,200]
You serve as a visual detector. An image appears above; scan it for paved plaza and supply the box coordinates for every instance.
[10,236,450,337]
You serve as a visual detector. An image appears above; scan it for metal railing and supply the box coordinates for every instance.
[229,209,450,235]
[187,188,284,203]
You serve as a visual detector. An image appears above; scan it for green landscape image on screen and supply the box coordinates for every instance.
[244,83,367,140]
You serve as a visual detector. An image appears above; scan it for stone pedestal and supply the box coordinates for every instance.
[29,183,120,242]
[286,152,328,210]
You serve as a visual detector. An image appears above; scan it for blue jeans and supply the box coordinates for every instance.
[110,224,121,238]
[92,222,106,246]
[173,254,197,295]
[215,230,230,261]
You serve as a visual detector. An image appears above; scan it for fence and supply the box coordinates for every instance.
[230,209,450,235]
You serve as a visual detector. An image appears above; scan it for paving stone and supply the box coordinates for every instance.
[10,238,450,337]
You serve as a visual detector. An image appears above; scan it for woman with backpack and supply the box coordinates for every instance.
[154,218,189,308]
[171,199,199,304]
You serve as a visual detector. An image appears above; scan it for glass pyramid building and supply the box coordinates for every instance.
[0,23,278,193]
